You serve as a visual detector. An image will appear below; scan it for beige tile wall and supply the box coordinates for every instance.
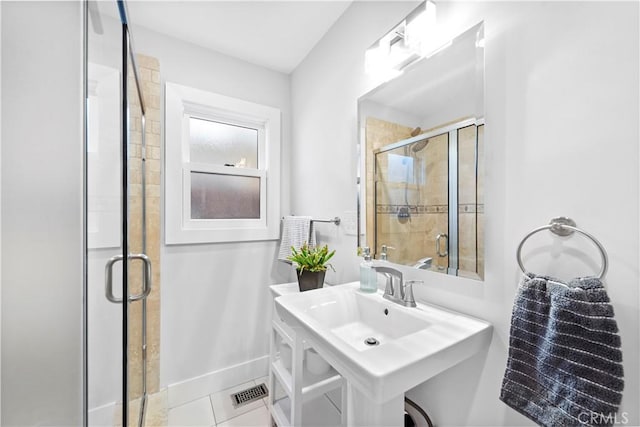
[458,125,477,205]
[407,132,448,267]
[418,132,449,207]
[127,54,162,405]
[477,124,484,278]
[457,124,484,278]
[458,125,477,273]
[366,117,450,267]
[365,117,413,251]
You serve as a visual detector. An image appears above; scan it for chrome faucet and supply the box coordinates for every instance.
[371,266,420,307]
[372,266,403,299]
[412,257,433,270]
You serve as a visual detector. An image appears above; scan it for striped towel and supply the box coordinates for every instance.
[277,216,316,263]
[500,273,624,427]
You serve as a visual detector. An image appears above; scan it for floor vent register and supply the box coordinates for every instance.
[231,383,269,408]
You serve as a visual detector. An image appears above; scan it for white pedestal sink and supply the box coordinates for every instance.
[274,282,492,426]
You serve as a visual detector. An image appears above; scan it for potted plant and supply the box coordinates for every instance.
[288,243,336,292]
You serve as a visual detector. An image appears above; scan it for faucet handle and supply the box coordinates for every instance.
[402,280,423,307]
[372,266,403,299]
[381,272,394,297]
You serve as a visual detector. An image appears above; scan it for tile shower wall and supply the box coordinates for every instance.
[368,117,450,269]
[370,119,483,275]
[477,125,484,278]
[458,124,484,278]
[127,54,162,398]
[364,116,412,250]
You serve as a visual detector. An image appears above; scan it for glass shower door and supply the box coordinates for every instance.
[123,20,152,426]
[373,131,449,270]
[371,120,484,278]
[87,1,150,426]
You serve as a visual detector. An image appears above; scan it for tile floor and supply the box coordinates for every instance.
[167,376,271,427]
[110,374,340,426]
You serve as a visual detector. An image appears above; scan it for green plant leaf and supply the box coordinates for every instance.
[287,243,336,273]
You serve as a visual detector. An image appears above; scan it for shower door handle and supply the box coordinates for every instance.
[436,233,449,257]
[105,253,152,303]
[105,254,124,303]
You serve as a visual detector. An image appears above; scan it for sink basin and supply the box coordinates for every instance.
[275,282,492,406]
[304,286,431,352]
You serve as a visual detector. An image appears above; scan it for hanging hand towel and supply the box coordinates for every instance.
[277,216,316,263]
[500,273,624,427]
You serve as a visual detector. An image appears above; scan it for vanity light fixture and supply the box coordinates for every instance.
[365,1,437,81]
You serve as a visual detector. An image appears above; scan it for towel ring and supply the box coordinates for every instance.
[516,217,608,280]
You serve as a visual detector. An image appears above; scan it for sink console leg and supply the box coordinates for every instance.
[340,379,348,427]
[291,333,304,426]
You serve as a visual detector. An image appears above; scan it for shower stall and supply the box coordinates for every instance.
[86,1,158,425]
[372,120,485,278]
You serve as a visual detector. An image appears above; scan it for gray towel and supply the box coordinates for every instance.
[500,273,624,427]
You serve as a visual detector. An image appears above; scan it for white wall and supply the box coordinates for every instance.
[292,1,421,286]
[130,26,293,388]
[1,1,84,425]
[292,2,639,426]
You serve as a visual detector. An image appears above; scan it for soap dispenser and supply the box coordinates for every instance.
[360,247,377,293]
[380,245,394,261]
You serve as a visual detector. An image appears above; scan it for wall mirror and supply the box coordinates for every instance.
[357,22,485,280]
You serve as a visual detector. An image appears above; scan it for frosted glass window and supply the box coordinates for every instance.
[165,82,281,244]
[191,172,260,219]
[189,118,258,168]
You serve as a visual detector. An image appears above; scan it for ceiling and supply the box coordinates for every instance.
[125,1,353,74]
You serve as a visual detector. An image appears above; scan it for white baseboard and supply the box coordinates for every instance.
[87,356,269,417]
[167,355,269,408]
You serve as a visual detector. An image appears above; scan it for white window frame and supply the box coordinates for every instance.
[165,82,281,244]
